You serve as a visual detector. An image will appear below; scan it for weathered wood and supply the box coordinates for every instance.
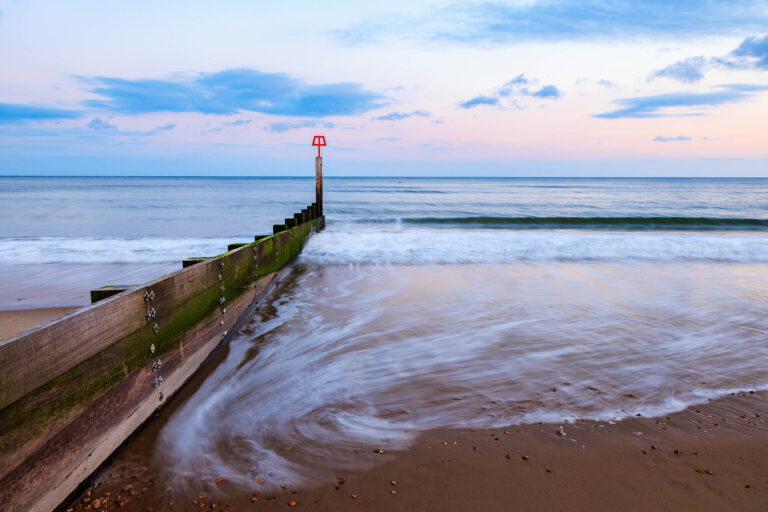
[0,251,250,410]
[0,269,279,511]
[90,285,137,304]
[182,257,210,268]
[0,216,324,512]
[0,245,256,471]
[285,217,297,228]
[315,157,323,216]
[227,242,249,251]
[273,224,286,234]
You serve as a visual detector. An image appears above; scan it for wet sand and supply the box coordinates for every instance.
[0,306,79,340]
[66,391,768,512]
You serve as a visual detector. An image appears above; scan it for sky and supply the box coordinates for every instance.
[0,0,767,176]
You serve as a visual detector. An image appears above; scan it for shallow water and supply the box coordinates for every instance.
[150,261,768,491]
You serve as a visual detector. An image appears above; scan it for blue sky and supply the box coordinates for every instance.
[0,1,767,176]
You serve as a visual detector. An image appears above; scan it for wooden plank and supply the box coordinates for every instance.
[182,257,210,268]
[0,216,323,512]
[90,285,137,303]
[0,270,282,511]
[0,235,259,410]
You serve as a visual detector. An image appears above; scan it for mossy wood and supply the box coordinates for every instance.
[0,215,324,512]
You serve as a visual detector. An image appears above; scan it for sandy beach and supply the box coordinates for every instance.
[64,390,768,511]
[0,306,79,341]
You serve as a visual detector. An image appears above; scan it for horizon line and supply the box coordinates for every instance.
[2,175,768,179]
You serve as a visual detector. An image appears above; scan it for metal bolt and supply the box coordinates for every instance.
[220,261,225,268]
[217,273,223,282]
[219,297,226,305]
[153,377,160,388]
[157,358,162,368]
[145,307,156,321]
[149,290,155,301]
[159,392,164,401]
[220,320,224,326]
[222,308,227,314]
[144,290,150,302]
[152,362,158,372]
[150,344,156,354]
[222,330,228,338]
[153,323,159,333]
[219,285,225,293]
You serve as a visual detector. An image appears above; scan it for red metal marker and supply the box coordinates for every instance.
[312,135,327,158]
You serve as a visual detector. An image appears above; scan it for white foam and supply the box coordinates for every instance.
[0,237,242,264]
[302,225,768,264]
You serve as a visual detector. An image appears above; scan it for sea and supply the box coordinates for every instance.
[2,176,768,490]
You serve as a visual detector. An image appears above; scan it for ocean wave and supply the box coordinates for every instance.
[302,226,768,264]
[0,237,244,264]
[386,216,768,230]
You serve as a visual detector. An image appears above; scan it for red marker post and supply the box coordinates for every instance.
[312,135,326,216]
[312,135,326,157]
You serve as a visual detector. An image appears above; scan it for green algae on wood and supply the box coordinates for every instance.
[0,216,324,481]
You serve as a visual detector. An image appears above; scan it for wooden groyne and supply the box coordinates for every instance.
[0,158,325,511]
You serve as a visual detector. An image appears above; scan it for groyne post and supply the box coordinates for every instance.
[316,156,323,216]
[312,135,325,217]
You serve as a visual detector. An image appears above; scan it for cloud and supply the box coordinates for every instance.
[653,135,692,142]
[460,74,562,109]
[718,83,768,92]
[265,120,335,132]
[225,119,251,127]
[650,56,708,83]
[729,34,768,69]
[458,95,499,109]
[531,85,562,99]
[334,1,768,45]
[375,110,430,121]
[498,74,530,95]
[87,119,175,135]
[82,68,387,117]
[87,117,117,131]
[598,79,617,88]
[0,120,177,141]
[375,137,400,142]
[594,89,757,119]
[650,34,768,83]
[0,103,81,124]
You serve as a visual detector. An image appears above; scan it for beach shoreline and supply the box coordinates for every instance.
[65,390,768,511]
